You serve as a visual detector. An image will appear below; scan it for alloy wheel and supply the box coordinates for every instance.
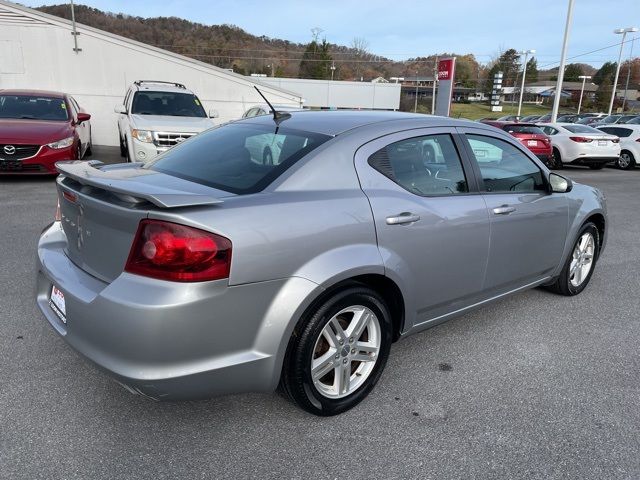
[618,152,632,169]
[310,305,381,399]
[569,232,595,287]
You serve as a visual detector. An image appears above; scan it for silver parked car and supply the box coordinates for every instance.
[36,111,607,415]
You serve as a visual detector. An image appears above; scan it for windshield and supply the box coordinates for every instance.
[503,125,545,135]
[131,91,207,117]
[148,123,331,194]
[601,115,621,123]
[0,95,69,121]
[564,124,602,134]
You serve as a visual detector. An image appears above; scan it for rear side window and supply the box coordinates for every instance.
[148,123,331,194]
[465,134,546,193]
[541,126,559,136]
[599,127,632,137]
[503,125,545,135]
[368,134,468,196]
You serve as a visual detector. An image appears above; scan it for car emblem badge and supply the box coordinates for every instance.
[3,145,16,155]
[77,204,84,250]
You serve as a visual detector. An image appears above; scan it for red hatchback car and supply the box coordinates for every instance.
[0,89,92,174]
[482,121,553,167]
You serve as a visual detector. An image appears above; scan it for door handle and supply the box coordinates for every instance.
[386,212,421,225]
[492,205,516,215]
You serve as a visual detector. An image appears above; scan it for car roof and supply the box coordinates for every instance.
[236,110,477,136]
[132,83,194,94]
[0,89,66,98]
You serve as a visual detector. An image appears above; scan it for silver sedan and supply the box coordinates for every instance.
[36,111,607,415]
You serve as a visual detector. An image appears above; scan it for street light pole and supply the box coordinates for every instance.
[517,49,535,118]
[609,27,638,115]
[552,0,575,123]
[431,56,438,115]
[577,75,591,114]
[414,70,419,113]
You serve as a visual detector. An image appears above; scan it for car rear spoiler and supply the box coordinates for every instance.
[55,161,224,209]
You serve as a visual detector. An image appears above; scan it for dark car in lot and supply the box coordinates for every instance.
[482,121,553,166]
[0,89,91,174]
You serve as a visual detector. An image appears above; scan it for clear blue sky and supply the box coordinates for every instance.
[24,0,640,67]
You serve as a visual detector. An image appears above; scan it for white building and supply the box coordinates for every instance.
[256,77,401,111]
[0,1,302,146]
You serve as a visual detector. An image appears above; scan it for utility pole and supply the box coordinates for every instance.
[551,0,575,123]
[330,61,336,81]
[70,0,81,53]
[577,75,591,114]
[431,56,438,115]
[622,36,636,111]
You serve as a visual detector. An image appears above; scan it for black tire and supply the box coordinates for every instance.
[119,132,127,157]
[263,148,273,165]
[589,164,605,170]
[545,222,600,296]
[552,148,563,169]
[85,127,93,157]
[280,286,392,416]
[123,137,131,163]
[616,150,636,170]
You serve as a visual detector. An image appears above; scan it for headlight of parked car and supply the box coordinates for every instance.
[132,129,154,143]
[46,136,74,149]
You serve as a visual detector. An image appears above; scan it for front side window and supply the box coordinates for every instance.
[148,123,330,194]
[131,91,207,117]
[0,95,69,121]
[466,134,546,193]
[368,134,468,196]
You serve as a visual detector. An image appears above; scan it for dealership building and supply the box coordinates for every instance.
[0,0,302,146]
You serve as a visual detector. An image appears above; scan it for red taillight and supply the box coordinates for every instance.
[569,136,593,143]
[125,219,232,282]
[62,190,77,203]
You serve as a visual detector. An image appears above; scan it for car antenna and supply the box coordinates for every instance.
[253,86,291,124]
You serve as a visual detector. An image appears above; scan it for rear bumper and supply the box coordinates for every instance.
[567,156,619,166]
[0,144,76,174]
[36,222,320,400]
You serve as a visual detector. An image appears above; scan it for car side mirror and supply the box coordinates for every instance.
[549,173,572,193]
[76,112,91,124]
[114,105,127,114]
[209,109,219,119]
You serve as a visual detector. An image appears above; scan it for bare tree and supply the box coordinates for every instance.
[351,37,370,79]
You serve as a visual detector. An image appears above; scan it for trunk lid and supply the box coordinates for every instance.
[56,161,230,282]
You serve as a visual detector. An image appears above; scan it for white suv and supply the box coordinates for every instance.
[115,80,217,163]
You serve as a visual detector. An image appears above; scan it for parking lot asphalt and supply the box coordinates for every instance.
[1,153,639,480]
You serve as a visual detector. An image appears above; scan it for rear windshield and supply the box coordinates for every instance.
[131,91,207,117]
[563,124,601,134]
[0,95,68,121]
[148,123,331,194]
[503,125,545,135]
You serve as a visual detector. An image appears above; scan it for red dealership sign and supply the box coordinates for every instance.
[438,59,455,81]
